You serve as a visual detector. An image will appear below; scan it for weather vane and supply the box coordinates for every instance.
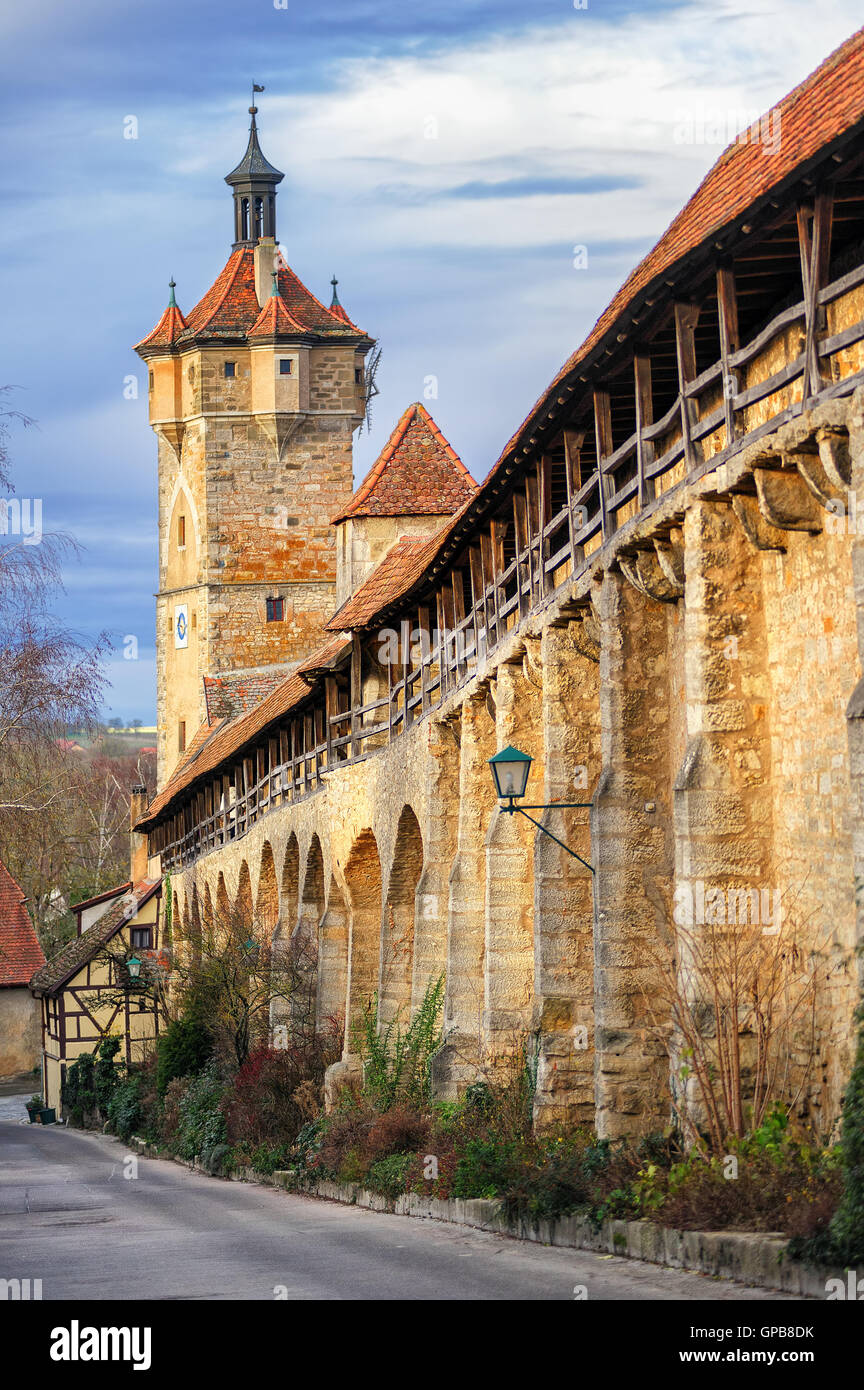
[251,82,265,112]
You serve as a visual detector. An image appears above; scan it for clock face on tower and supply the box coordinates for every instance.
[174,604,189,649]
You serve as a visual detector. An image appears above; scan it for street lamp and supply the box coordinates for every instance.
[487,744,594,872]
[488,745,533,800]
[126,955,142,981]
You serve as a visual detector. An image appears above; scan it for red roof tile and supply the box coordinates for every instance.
[248,290,306,338]
[135,300,188,351]
[326,530,449,631]
[30,878,161,997]
[137,248,368,353]
[333,403,477,523]
[0,861,45,987]
[203,670,287,721]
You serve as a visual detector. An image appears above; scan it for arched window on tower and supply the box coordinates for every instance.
[241,198,249,241]
[254,197,263,240]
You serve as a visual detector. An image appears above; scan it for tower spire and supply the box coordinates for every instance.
[225,88,284,249]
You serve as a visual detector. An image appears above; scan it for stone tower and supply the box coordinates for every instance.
[135,103,374,787]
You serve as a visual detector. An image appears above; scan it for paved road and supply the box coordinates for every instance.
[0,1101,800,1301]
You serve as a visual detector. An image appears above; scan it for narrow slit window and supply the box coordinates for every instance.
[178,720,186,753]
[177,515,186,548]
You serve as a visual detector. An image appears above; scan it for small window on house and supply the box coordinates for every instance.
[149,370,154,390]
[354,367,362,384]
[178,720,186,753]
[191,611,197,631]
[266,597,285,623]
[224,361,236,379]
[279,359,293,376]
[177,515,186,549]
[131,927,152,950]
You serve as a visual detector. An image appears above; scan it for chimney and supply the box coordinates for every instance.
[254,237,278,308]
[130,783,150,883]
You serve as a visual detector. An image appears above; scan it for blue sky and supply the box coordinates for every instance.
[1,0,861,722]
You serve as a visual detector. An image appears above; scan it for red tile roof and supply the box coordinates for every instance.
[135,300,188,351]
[137,248,368,353]
[333,403,477,523]
[329,27,864,633]
[248,290,306,338]
[0,861,45,987]
[326,530,448,631]
[203,670,287,721]
[30,878,161,997]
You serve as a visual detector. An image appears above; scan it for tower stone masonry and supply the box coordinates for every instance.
[135,104,374,787]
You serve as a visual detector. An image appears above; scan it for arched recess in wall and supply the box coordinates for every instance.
[164,479,200,592]
[381,806,424,1026]
[189,885,203,967]
[278,835,300,944]
[317,875,349,1042]
[292,836,325,1032]
[216,872,231,938]
[344,829,383,1042]
[256,842,279,939]
[202,882,214,952]
[236,861,253,934]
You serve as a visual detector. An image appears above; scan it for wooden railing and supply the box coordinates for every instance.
[153,246,864,872]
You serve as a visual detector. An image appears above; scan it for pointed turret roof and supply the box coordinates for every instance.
[134,280,188,351]
[224,106,284,187]
[328,274,352,326]
[248,270,306,337]
[332,403,477,523]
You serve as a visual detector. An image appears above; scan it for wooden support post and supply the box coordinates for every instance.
[468,546,485,663]
[797,192,834,400]
[480,531,497,649]
[563,428,585,576]
[418,604,431,712]
[451,570,467,678]
[716,264,740,448]
[289,723,297,799]
[490,519,506,635]
[513,488,530,618]
[400,616,412,729]
[525,471,540,601]
[324,680,336,765]
[674,301,701,471]
[538,455,553,596]
[436,588,449,698]
[593,388,615,539]
[633,352,655,508]
[350,634,362,760]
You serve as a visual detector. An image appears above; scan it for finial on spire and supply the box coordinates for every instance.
[330,275,342,308]
[168,278,177,307]
[271,269,279,298]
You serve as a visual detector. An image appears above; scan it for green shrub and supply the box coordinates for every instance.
[357,975,445,1110]
[367,1153,414,1199]
[156,1014,212,1097]
[175,1060,228,1161]
[106,1073,143,1141]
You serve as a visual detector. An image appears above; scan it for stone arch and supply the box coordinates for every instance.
[317,875,349,1040]
[381,806,423,1025]
[256,841,279,939]
[344,829,383,1044]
